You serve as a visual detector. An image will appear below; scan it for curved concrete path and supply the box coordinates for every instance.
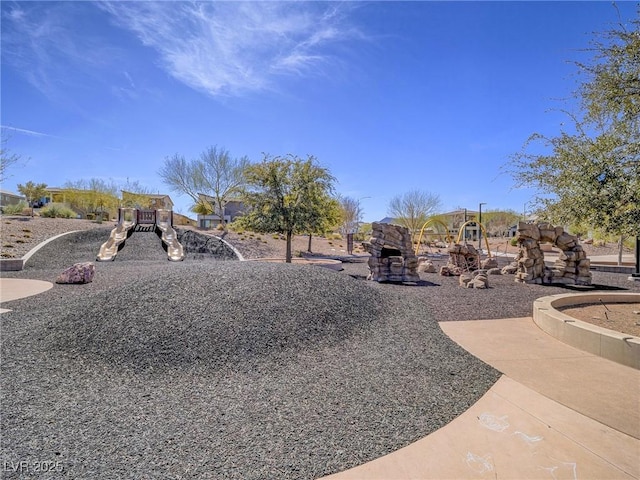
[0,278,53,313]
[325,317,639,479]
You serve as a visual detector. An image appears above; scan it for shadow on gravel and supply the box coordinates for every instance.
[547,283,629,291]
[347,274,440,287]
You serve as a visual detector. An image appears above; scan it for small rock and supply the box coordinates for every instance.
[56,262,95,284]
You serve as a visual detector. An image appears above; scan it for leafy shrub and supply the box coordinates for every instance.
[2,201,28,215]
[510,237,518,247]
[40,203,77,219]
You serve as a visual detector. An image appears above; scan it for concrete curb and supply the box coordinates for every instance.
[0,231,80,272]
[533,292,640,369]
[210,234,245,261]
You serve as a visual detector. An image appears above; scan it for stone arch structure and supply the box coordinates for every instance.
[515,222,591,285]
[362,222,419,282]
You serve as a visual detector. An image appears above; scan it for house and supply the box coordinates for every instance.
[196,193,245,229]
[121,191,174,210]
[0,189,26,210]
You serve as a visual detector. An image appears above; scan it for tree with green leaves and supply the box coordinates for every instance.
[121,179,154,208]
[159,146,250,230]
[237,154,337,263]
[387,189,441,236]
[508,15,639,257]
[17,181,47,216]
[63,179,119,220]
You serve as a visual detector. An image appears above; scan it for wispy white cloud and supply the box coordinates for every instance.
[1,125,63,139]
[1,2,127,103]
[98,1,364,97]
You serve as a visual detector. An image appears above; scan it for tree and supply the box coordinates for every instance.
[0,132,22,183]
[482,210,520,237]
[337,195,364,237]
[63,178,119,220]
[17,181,47,216]
[508,16,640,256]
[237,154,337,263]
[159,146,250,229]
[121,179,154,208]
[387,189,441,236]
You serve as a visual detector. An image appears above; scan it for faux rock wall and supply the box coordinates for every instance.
[362,222,419,282]
[515,222,591,285]
[177,229,240,260]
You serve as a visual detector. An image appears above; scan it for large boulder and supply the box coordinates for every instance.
[56,262,95,284]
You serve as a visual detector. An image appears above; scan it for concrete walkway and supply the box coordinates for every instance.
[0,278,53,313]
[325,317,639,479]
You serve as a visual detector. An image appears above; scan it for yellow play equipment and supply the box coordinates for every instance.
[414,218,454,255]
[456,220,493,258]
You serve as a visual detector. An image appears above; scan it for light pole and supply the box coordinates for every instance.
[478,202,486,251]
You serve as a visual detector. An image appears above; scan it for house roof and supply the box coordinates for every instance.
[197,193,243,203]
[0,189,25,197]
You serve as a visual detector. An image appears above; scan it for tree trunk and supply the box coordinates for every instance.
[307,233,313,253]
[286,230,293,263]
[618,235,624,266]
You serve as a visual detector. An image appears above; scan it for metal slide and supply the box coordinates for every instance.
[96,208,137,261]
[155,209,185,261]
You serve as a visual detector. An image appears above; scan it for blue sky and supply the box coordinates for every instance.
[2,1,637,222]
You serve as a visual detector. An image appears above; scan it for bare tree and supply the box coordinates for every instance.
[338,196,364,236]
[387,189,441,235]
[0,131,22,183]
[159,146,250,229]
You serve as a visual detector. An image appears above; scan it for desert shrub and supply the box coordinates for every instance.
[325,233,342,240]
[40,203,77,219]
[510,237,518,247]
[216,223,225,231]
[2,201,28,215]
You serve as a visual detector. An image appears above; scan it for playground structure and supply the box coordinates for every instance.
[96,208,184,262]
[414,219,493,260]
[413,218,453,255]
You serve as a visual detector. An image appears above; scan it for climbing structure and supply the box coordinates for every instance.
[96,208,184,262]
[515,221,591,285]
[362,222,419,282]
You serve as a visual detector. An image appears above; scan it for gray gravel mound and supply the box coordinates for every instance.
[48,263,385,372]
[2,235,500,479]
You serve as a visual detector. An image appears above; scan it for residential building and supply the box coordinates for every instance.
[0,189,26,210]
[196,193,245,229]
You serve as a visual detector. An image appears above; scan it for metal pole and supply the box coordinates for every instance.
[464,209,467,243]
[478,202,486,251]
[633,236,640,278]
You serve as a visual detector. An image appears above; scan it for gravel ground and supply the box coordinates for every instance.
[1,229,638,479]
